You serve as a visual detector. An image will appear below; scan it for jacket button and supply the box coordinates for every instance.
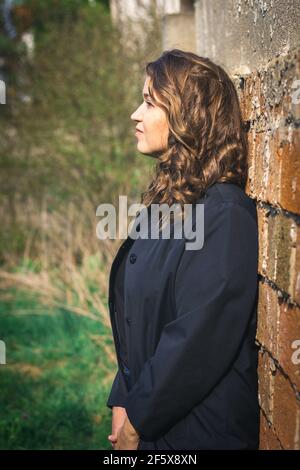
[109,300,113,309]
[126,317,131,325]
[129,253,137,264]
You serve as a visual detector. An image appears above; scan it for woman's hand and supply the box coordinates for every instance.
[114,416,140,450]
[108,406,127,449]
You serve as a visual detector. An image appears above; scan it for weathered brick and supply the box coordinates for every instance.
[257,282,300,391]
[256,206,300,305]
[239,49,300,131]
[277,301,300,390]
[269,129,300,214]
[272,369,300,449]
[258,350,275,424]
[256,282,279,358]
[243,50,300,215]
[259,411,283,450]
[246,128,300,214]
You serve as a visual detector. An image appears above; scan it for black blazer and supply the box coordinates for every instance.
[106,182,260,450]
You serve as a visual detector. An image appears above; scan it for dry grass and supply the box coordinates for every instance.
[0,196,135,378]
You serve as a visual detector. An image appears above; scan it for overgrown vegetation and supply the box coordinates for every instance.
[0,0,162,449]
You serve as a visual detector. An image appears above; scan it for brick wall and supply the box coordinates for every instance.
[236,49,300,450]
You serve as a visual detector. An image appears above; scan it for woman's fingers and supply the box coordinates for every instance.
[108,434,117,449]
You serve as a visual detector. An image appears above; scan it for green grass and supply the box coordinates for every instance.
[0,287,114,449]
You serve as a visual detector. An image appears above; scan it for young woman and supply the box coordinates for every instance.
[106,49,260,450]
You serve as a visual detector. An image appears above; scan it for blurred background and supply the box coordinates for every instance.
[0,0,163,450]
[0,0,299,451]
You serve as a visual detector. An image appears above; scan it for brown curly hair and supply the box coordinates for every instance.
[140,49,248,212]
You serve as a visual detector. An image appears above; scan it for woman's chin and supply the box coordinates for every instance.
[138,150,160,159]
[137,144,163,159]
[137,143,152,155]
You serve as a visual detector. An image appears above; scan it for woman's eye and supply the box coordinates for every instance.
[144,100,153,107]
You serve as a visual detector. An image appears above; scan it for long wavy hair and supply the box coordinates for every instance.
[140,49,248,214]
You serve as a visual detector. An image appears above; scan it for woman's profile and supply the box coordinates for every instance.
[106,49,260,450]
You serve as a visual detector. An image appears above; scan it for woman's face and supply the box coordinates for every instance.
[130,76,169,157]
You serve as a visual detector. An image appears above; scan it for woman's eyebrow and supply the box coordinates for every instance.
[143,92,150,98]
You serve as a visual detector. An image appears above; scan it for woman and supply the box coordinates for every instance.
[106,49,260,450]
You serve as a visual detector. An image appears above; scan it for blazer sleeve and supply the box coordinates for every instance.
[106,368,129,409]
[124,200,259,441]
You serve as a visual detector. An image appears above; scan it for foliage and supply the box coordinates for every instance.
[0,288,113,449]
[0,0,162,263]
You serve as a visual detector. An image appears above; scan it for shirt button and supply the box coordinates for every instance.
[129,253,137,264]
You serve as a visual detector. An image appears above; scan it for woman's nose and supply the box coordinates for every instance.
[130,104,142,122]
